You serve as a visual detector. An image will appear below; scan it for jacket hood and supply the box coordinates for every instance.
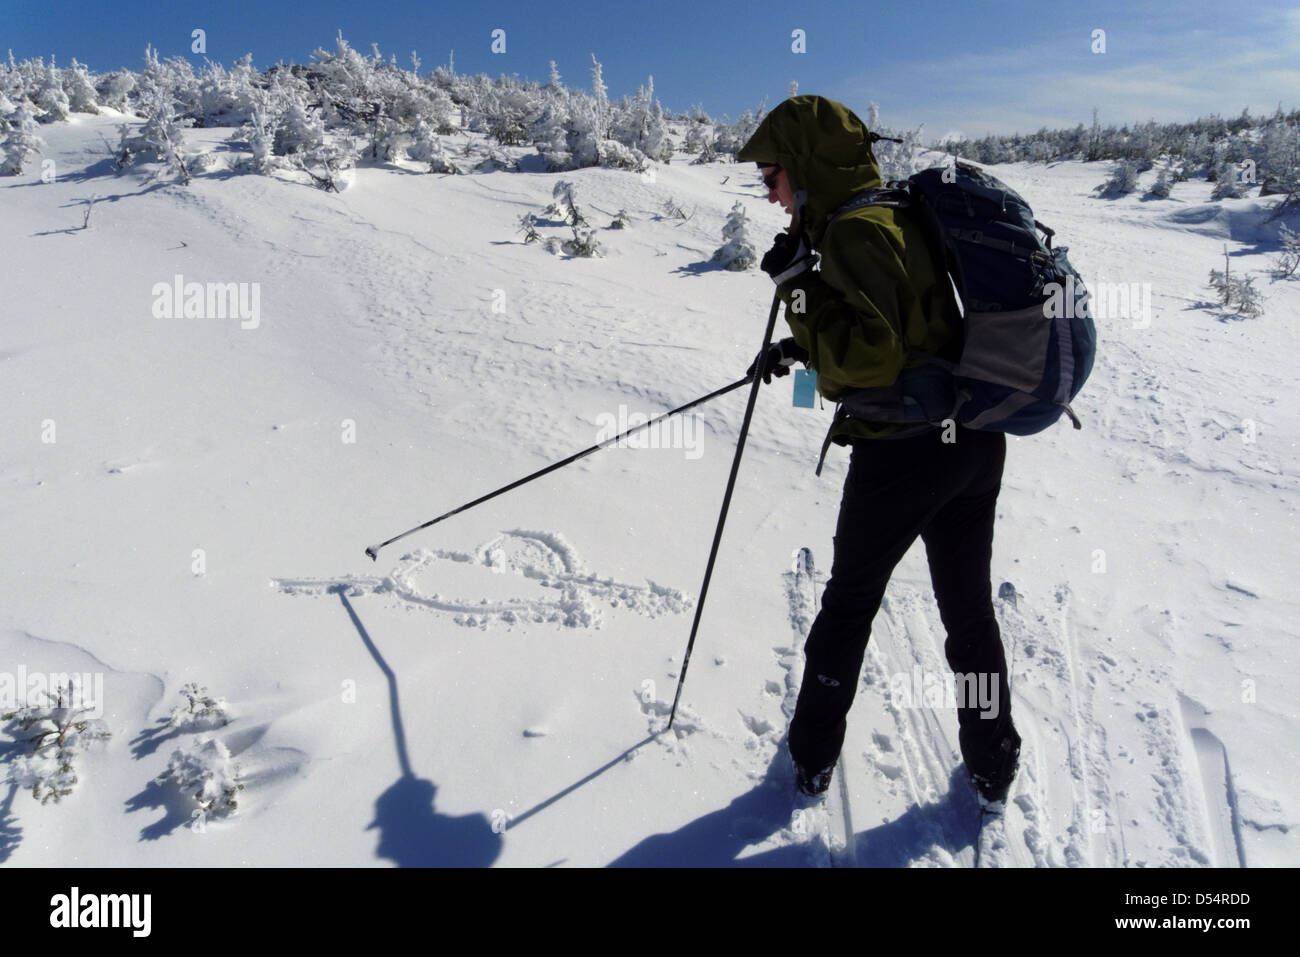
[737,95,883,245]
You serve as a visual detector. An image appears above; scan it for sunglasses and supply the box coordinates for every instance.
[760,167,783,193]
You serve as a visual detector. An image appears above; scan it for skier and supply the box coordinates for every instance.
[737,95,1021,806]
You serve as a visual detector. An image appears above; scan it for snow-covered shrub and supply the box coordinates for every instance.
[1211,160,1247,200]
[865,101,925,182]
[712,201,757,270]
[594,137,645,171]
[298,133,355,192]
[156,736,244,820]
[518,212,543,244]
[116,87,194,184]
[1,105,45,175]
[660,196,692,220]
[474,145,516,172]
[1270,224,1299,279]
[272,98,323,156]
[609,208,630,229]
[1147,164,1174,199]
[242,101,277,174]
[2,679,111,804]
[167,682,231,731]
[94,69,136,112]
[408,120,459,172]
[560,226,602,258]
[1208,250,1264,318]
[550,180,587,226]
[1094,160,1140,197]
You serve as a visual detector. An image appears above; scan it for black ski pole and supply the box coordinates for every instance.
[365,375,754,561]
[667,289,783,730]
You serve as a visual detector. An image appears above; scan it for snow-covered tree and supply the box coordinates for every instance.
[167,682,231,731]
[1094,160,1140,197]
[561,226,602,257]
[1147,163,1174,199]
[551,179,587,226]
[117,87,193,184]
[1271,224,1300,279]
[711,201,757,270]
[62,58,100,114]
[531,99,573,170]
[33,58,70,123]
[2,678,111,804]
[156,736,245,821]
[1208,246,1263,318]
[1211,160,1246,200]
[94,69,136,111]
[242,95,277,174]
[1,104,45,175]
[408,119,459,172]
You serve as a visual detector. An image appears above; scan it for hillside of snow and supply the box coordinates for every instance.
[1,111,1296,867]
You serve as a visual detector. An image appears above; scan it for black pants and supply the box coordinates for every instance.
[788,425,1013,777]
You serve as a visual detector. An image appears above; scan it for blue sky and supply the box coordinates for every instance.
[5,0,1298,137]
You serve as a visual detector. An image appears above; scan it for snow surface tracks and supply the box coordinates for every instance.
[272,529,690,628]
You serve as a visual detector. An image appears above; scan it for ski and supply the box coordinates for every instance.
[790,546,856,866]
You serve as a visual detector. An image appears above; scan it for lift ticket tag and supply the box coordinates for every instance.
[792,369,817,408]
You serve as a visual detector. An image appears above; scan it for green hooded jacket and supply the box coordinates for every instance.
[736,95,959,446]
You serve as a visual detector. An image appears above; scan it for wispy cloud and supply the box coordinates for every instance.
[844,10,1300,136]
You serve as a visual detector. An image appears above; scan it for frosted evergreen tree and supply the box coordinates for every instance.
[2,678,111,804]
[62,58,100,114]
[1259,112,1299,206]
[408,119,459,172]
[684,106,712,155]
[1095,160,1140,197]
[711,201,757,270]
[121,87,193,184]
[1,104,45,175]
[243,99,277,173]
[1147,163,1174,198]
[1271,224,1299,279]
[156,736,245,820]
[273,99,324,156]
[94,69,136,112]
[532,99,573,170]
[33,57,70,123]
[1208,245,1264,318]
[589,54,609,141]
[1211,160,1246,199]
[551,179,587,226]
[560,226,602,257]
[547,60,563,91]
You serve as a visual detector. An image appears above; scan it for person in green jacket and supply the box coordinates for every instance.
[739,95,1022,807]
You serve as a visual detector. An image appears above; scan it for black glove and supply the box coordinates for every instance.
[747,337,810,384]
[760,230,816,285]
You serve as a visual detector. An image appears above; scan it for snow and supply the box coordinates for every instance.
[1,112,1297,866]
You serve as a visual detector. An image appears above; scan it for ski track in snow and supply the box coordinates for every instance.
[271,529,692,629]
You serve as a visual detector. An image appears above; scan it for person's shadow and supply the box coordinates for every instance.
[337,588,502,867]
[609,739,980,867]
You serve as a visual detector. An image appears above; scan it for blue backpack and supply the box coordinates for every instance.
[826,161,1096,437]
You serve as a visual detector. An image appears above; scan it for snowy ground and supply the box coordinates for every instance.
[1,111,1296,867]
